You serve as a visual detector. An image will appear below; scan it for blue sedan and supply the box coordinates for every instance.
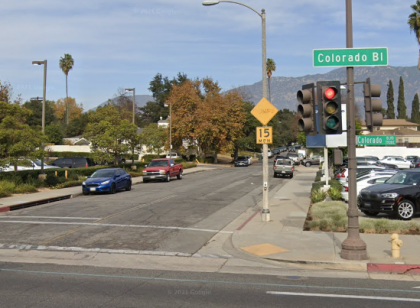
[82,168,132,195]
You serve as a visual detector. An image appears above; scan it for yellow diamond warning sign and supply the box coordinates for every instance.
[251,98,278,125]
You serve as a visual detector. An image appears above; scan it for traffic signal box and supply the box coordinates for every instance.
[364,77,383,132]
[317,81,342,135]
[297,83,316,136]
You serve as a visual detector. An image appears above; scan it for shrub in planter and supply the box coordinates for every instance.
[45,176,60,187]
[328,186,342,201]
[311,189,327,203]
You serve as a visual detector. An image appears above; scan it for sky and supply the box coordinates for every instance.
[1,0,419,111]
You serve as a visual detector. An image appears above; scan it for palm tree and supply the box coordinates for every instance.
[59,54,74,124]
[266,58,276,102]
[408,1,420,69]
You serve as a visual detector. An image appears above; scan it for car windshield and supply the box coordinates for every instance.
[148,160,169,167]
[33,160,42,166]
[237,156,247,161]
[385,172,420,185]
[91,169,116,178]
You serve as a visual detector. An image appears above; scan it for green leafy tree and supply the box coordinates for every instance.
[266,58,276,102]
[411,93,420,127]
[45,123,64,145]
[64,113,89,137]
[59,54,74,125]
[0,101,43,170]
[84,105,137,164]
[408,0,420,69]
[386,80,395,119]
[397,76,407,119]
[139,123,167,155]
[23,99,56,128]
[234,101,261,156]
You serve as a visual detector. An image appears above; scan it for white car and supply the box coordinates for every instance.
[166,153,180,159]
[1,159,59,172]
[245,155,252,165]
[378,157,412,169]
[341,173,395,202]
[336,165,386,185]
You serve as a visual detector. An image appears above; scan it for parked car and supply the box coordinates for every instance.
[413,157,420,168]
[336,165,386,185]
[273,159,294,178]
[1,158,59,172]
[301,155,322,167]
[52,157,96,168]
[405,155,419,164]
[341,173,395,202]
[82,168,132,195]
[245,155,252,165]
[166,153,180,159]
[378,157,412,169]
[286,153,300,165]
[142,158,183,182]
[357,169,420,220]
[234,156,249,167]
[267,149,274,158]
[356,156,379,165]
[273,154,289,165]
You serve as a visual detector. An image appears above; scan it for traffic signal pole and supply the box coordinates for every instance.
[341,0,368,260]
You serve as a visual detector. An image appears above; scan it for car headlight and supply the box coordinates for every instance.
[159,170,166,175]
[82,181,86,185]
[101,180,110,185]
[380,193,398,198]
[142,171,147,175]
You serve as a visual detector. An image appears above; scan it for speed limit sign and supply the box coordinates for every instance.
[256,127,272,144]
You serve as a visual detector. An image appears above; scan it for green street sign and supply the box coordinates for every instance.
[313,47,388,67]
[356,135,396,146]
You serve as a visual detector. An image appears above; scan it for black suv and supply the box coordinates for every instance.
[357,169,420,220]
[51,157,95,168]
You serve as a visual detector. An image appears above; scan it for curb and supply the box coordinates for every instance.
[367,263,420,275]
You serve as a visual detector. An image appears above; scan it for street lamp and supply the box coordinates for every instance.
[32,60,47,175]
[124,88,135,124]
[203,0,270,221]
[164,102,172,152]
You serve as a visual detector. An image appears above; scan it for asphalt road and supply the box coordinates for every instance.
[0,162,284,255]
[1,263,420,308]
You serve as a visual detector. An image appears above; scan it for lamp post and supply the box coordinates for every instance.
[124,88,136,124]
[164,102,172,152]
[32,60,47,175]
[203,0,270,221]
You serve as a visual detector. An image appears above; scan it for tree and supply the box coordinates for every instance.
[54,97,83,123]
[0,101,43,171]
[45,123,64,145]
[386,80,395,119]
[397,76,407,119]
[266,58,276,102]
[84,104,138,165]
[59,54,74,125]
[139,123,167,156]
[411,93,420,127]
[408,0,420,69]
[23,99,56,128]
[64,113,89,137]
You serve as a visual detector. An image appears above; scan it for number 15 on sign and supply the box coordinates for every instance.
[256,127,272,144]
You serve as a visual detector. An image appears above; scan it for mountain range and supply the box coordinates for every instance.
[95,66,420,118]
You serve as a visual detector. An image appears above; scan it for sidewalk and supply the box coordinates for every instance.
[231,165,420,275]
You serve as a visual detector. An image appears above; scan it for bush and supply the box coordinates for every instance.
[45,176,60,187]
[68,173,80,181]
[0,181,16,198]
[311,189,327,203]
[328,186,342,201]
[13,184,38,194]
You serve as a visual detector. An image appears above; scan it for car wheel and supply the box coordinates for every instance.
[125,181,132,191]
[165,173,171,182]
[396,199,415,220]
[143,178,148,183]
[273,173,277,178]
[83,191,89,195]
[290,174,293,179]
[305,162,311,167]
[177,171,183,180]
[110,183,116,194]
[362,210,379,217]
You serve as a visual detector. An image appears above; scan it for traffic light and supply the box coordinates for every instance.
[297,83,316,136]
[364,78,383,132]
[317,81,342,135]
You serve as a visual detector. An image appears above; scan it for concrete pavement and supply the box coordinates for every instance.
[0,164,419,277]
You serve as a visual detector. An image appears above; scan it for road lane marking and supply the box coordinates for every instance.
[0,243,232,259]
[0,220,233,234]
[0,216,100,220]
[266,291,420,302]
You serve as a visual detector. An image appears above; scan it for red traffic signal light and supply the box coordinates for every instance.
[317,81,342,135]
[324,87,337,100]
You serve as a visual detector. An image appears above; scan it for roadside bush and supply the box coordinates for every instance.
[328,186,342,201]
[13,184,38,194]
[311,189,327,203]
[0,181,16,198]
[45,176,60,187]
[56,180,83,189]
[68,173,80,181]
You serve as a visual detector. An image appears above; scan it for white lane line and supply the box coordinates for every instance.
[0,220,233,234]
[266,291,420,302]
[0,216,100,220]
[0,243,232,259]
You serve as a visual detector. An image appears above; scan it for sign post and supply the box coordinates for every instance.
[251,98,278,221]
